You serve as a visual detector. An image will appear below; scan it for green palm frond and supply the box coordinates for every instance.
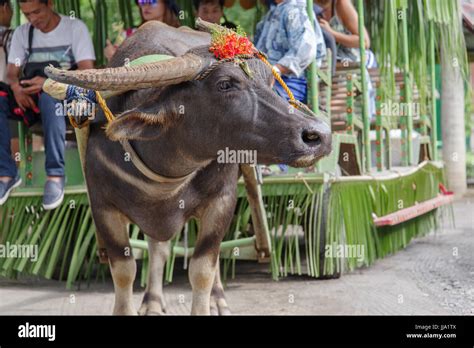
[366,0,469,122]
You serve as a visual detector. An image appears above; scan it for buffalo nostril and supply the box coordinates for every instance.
[302,129,322,146]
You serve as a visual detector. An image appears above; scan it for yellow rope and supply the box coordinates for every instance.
[257,52,298,108]
[95,91,115,123]
[67,113,89,129]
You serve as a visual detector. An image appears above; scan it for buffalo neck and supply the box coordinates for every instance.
[130,131,210,180]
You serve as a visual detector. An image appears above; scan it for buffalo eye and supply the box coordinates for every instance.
[217,79,234,92]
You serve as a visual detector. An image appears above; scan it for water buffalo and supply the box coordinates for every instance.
[46,20,331,315]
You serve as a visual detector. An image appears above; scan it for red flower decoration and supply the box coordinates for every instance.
[210,28,255,60]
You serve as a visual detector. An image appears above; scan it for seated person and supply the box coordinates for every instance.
[313,2,337,74]
[193,0,236,29]
[255,0,324,104]
[255,0,324,175]
[0,0,95,209]
[315,0,376,68]
[315,0,377,118]
[105,0,181,62]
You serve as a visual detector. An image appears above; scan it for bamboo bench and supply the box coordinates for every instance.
[11,120,81,187]
[317,61,435,173]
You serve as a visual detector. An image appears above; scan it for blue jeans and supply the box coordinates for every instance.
[0,92,65,177]
[274,75,308,104]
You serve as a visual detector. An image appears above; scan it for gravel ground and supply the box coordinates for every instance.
[0,191,473,315]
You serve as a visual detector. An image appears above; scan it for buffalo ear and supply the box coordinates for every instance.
[105,90,180,141]
[106,110,165,141]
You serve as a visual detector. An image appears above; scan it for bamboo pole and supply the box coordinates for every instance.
[429,21,438,161]
[17,123,26,184]
[240,164,272,262]
[356,0,371,173]
[130,236,257,257]
[347,75,354,134]
[74,124,110,262]
[375,82,383,171]
[14,0,21,27]
[400,5,413,166]
[306,0,319,114]
[42,81,107,261]
[125,0,134,29]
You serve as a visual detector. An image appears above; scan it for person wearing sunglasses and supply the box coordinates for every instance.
[104,0,181,62]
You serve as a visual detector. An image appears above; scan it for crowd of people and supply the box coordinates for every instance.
[0,0,374,208]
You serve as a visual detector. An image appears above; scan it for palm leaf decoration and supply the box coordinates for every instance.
[0,163,452,288]
[366,0,470,113]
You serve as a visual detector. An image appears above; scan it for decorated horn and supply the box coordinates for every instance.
[44,53,209,91]
[43,79,119,100]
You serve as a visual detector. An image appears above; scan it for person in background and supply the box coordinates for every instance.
[0,0,12,81]
[313,1,337,74]
[314,0,376,67]
[193,0,236,29]
[104,0,181,61]
[314,0,377,117]
[255,0,325,104]
[255,0,325,175]
[0,0,95,209]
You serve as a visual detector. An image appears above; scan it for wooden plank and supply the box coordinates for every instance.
[240,164,272,262]
[373,194,454,227]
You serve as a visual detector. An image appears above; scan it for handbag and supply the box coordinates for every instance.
[3,25,60,127]
[22,25,62,79]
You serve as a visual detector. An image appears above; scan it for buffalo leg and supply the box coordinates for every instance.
[138,238,170,315]
[210,256,231,315]
[92,210,137,315]
[189,194,236,315]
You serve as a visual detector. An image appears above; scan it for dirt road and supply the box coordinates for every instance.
[0,192,472,315]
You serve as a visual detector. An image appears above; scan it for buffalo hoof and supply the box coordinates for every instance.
[113,306,138,316]
[138,293,166,316]
[210,296,232,316]
[138,304,166,316]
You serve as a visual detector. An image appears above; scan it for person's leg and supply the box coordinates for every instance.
[38,92,66,178]
[274,76,308,103]
[273,80,290,101]
[39,92,66,210]
[0,95,21,205]
[283,75,308,104]
[0,96,18,180]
